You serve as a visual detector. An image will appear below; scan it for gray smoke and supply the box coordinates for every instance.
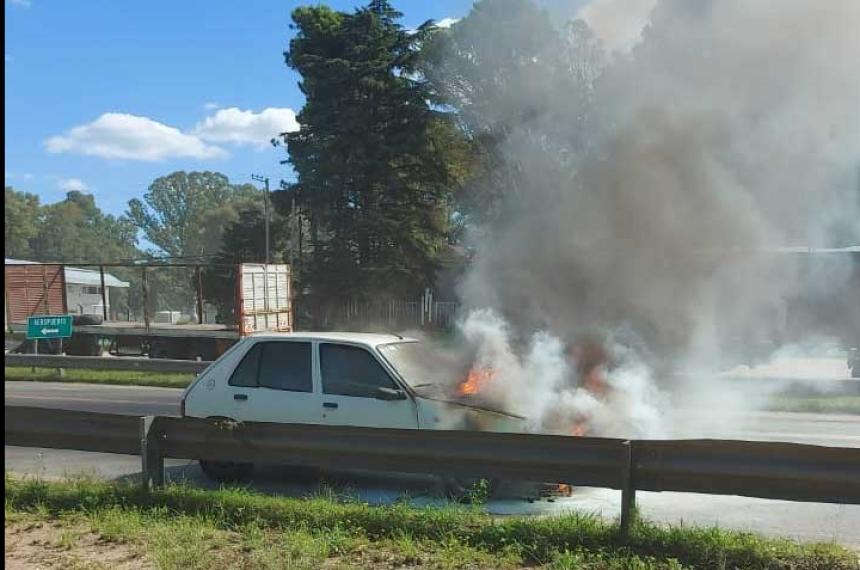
[438,0,860,436]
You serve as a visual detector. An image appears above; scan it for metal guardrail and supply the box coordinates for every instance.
[5,354,211,374]
[634,439,859,504]
[156,415,629,487]
[5,406,141,455]
[5,405,860,540]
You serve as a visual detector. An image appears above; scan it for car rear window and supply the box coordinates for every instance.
[229,343,262,387]
[229,341,312,392]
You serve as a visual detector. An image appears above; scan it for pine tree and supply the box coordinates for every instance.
[277,1,467,321]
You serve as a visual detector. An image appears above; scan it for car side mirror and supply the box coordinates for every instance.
[375,387,407,401]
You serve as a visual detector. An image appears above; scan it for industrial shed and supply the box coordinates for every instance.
[4,259,130,326]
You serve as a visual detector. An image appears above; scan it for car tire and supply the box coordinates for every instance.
[199,460,254,483]
[441,476,499,503]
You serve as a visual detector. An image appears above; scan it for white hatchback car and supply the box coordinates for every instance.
[181,332,525,484]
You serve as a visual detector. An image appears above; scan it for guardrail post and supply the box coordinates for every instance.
[140,416,164,487]
[619,440,636,542]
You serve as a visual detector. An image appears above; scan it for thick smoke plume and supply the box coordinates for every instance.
[439,0,860,436]
[458,309,667,437]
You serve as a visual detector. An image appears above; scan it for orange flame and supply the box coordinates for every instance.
[457,367,497,396]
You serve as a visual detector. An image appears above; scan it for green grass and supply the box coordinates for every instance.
[4,366,195,388]
[766,396,860,415]
[5,475,857,570]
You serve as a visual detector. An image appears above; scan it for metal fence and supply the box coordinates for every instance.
[338,293,460,330]
[6,405,860,540]
[4,262,237,329]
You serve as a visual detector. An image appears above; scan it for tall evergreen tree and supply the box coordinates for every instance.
[420,0,605,225]
[276,1,469,320]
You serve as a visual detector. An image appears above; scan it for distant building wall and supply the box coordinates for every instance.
[65,284,108,315]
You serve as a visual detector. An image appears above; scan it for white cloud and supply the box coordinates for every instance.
[4,171,34,181]
[7,0,32,7]
[194,107,299,149]
[58,178,88,192]
[45,112,227,161]
[203,102,221,111]
[577,0,656,54]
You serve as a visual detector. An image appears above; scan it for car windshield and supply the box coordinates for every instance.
[377,341,467,393]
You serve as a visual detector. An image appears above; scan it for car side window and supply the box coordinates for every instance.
[321,343,396,397]
[258,342,312,392]
[228,343,263,387]
[228,341,312,392]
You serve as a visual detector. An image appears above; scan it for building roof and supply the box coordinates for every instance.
[5,259,130,288]
[65,266,129,288]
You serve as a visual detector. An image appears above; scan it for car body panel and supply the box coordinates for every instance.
[182,332,526,434]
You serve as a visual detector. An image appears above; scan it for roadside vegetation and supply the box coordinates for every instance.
[4,367,194,389]
[5,475,857,570]
[765,396,860,415]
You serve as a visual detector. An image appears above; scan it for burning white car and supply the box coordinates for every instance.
[181,332,525,483]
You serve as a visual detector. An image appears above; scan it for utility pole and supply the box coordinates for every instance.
[251,174,271,264]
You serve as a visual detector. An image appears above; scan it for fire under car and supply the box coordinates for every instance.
[181,332,526,494]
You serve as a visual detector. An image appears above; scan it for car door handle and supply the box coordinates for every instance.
[322,402,338,409]
[233,394,248,401]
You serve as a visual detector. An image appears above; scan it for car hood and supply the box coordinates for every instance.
[412,388,525,420]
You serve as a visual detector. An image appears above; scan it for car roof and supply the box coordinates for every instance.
[247,331,419,347]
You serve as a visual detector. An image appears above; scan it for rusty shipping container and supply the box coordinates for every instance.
[4,263,68,326]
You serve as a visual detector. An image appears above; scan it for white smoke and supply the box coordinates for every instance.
[433,0,860,437]
[458,309,667,437]
[576,0,656,54]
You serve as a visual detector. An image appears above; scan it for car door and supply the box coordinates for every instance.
[318,342,419,429]
[227,340,321,424]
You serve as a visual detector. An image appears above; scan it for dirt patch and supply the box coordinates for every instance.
[5,520,151,570]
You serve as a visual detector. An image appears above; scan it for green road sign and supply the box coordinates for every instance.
[26,315,73,339]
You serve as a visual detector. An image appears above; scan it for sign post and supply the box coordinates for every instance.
[26,315,73,371]
[26,315,73,341]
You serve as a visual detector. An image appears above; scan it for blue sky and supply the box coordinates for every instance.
[4,0,475,215]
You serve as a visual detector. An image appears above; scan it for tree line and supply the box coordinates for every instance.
[276,0,605,325]
[6,0,606,327]
[4,173,276,321]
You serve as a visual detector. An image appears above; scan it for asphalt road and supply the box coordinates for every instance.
[5,381,860,547]
[5,381,180,416]
[6,381,859,447]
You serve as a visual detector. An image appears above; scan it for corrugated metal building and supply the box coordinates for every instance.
[5,259,130,327]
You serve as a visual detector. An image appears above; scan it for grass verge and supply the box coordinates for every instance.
[4,367,194,389]
[5,475,857,570]
[766,396,860,415]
